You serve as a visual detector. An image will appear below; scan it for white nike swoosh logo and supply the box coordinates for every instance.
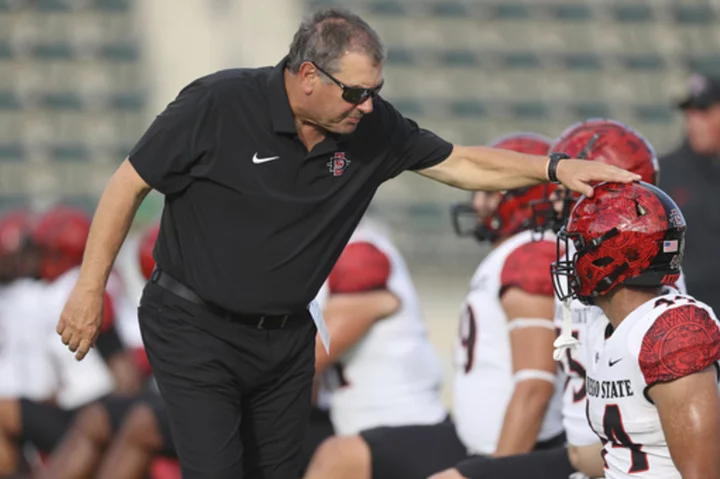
[252,153,280,164]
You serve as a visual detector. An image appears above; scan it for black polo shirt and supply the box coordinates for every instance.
[128,57,452,314]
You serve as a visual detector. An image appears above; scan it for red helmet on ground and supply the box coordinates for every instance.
[0,209,35,281]
[451,132,558,242]
[534,118,660,233]
[552,181,685,305]
[32,205,91,281]
[138,223,160,280]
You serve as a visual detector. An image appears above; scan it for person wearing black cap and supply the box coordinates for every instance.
[661,72,720,320]
[52,8,639,479]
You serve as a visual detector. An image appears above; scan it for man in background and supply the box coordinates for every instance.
[660,72,720,317]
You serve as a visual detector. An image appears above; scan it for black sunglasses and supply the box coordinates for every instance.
[311,61,383,105]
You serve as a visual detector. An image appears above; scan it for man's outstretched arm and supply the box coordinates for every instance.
[419,145,641,197]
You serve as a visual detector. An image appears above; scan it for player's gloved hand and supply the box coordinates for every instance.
[554,159,641,198]
[56,286,104,361]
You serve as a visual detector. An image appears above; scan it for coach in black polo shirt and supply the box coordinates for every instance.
[55,8,638,479]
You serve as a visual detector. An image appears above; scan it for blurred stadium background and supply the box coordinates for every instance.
[1,0,717,403]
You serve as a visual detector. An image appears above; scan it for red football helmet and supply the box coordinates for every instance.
[138,223,160,280]
[552,181,685,305]
[32,205,91,282]
[0,209,35,281]
[533,118,660,233]
[451,132,557,242]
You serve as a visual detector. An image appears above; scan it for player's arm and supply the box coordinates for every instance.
[567,442,605,478]
[649,367,720,478]
[493,242,558,457]
[315,291,399,373]
[314,242,400,374]
[417,145,639,196]
[494,288,556,456]
[640,304,720,479]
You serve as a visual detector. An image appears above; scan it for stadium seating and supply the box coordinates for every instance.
[1,0,718,250]
[0,0,142,209]
[304,0,716,149]
[299,0,719,257]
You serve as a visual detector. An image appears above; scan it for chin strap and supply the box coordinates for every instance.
[553,299,581,361]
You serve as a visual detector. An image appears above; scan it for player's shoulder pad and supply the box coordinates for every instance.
[328,241,391,294]
[639,302,720,386]
[500,240,555,297]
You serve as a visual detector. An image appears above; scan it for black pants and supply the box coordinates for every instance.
[138,281,317,479]
[361,418,469,479]
[18,399,76,453]
[454,447,576,479]
[362,418,566,479]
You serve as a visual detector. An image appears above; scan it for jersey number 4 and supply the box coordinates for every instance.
[601,404,649,474]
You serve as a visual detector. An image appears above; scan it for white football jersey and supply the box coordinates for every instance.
[586,293,719,479]
[0,279,60,402]
[39,268,116,408]
[0,271,114,409]
[453,230,565,455]
[555,240,687,447]
[319,219,446,435]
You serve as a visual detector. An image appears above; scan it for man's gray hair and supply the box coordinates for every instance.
[287,8,386,74]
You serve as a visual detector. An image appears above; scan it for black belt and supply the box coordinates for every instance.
[150,267,291,329]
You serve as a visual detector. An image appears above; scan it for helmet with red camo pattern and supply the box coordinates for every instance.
[451,132,559,242]
[552,181,685,306]
[533,118,660,234]
[32,205,91,282]
[138,223,160,280]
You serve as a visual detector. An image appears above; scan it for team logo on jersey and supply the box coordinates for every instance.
[327,152,351,177]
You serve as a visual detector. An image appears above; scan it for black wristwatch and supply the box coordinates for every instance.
[547,153,570,184]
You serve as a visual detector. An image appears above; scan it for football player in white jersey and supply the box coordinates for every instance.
[553,180,720,479]
[302,216,449,478]
[33,206,145,394]
[304,134,567,479]
[434,121,673,479]
[0,206,145,476]
[43,222,178,479]
[549,120,678,479]
[313,216,446,435]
